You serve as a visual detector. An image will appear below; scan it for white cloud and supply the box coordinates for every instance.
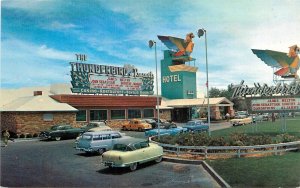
[2,0,57,13]
[48,21,79,30]
[1,38,74,88]
[37,45,74,61]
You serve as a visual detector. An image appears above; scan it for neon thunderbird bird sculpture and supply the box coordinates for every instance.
[252,45,300,79]
[158,33,195,62]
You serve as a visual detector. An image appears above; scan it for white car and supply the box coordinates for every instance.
[102,138,163,171]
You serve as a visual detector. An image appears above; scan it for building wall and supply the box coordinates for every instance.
[1,112,76,135]
[159,110,172,121]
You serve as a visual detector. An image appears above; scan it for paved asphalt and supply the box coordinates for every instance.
[0,128,223,187]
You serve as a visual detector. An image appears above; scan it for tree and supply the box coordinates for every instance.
[209,87,222,97]
[209,84,248,111]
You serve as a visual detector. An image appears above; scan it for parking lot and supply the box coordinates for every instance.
[1,137,221,187]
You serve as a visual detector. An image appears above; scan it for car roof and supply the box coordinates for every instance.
[113,137,148,146]
[187,120,203,122]
[83,130,120,135]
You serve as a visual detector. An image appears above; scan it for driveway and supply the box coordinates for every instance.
[1,139,221,187]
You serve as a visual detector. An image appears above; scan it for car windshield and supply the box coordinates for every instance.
[50,126,60,130]
[113,144,132,151]
[140,120,146,123]
[186,121,196,126]
[81,134,92,140]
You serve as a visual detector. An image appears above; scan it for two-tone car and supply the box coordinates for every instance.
[182,120,209,132]
[230,117,253,126]
[145,124,187,137]
[75,131,129,154]
[102,138,163,171]
[39,125,85,141]
[81,121,112,132]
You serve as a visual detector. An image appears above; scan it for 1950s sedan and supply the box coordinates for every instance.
[39,125,84,141]
[102,138,163,171]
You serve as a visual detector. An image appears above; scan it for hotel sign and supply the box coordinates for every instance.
[251,98,300,112]
[70,62,154,95]
[232,80,300,98]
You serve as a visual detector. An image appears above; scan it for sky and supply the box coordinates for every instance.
[1,0,300,96]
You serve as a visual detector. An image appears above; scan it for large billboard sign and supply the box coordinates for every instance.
[251,97,300,112]
[70,62,154,95]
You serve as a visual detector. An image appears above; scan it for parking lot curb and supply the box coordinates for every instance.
[163,157,231,188]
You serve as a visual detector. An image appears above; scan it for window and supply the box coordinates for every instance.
[133,143,141,149]
[43,113,53,121]
[93,135,102,141]
[143,109,154,118]
[101,134,111,140]
[111,133,121,139]
[90,110,107,121]
[140,141,149,148]
[82,135,92,140]
[76,110,87,121]
[111,110,125,119]
[128,109,141,119]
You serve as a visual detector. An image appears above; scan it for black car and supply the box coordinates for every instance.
[39,125,85,141]
[145,118,176,129]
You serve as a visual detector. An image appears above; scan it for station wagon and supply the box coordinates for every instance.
[75,131,129,154]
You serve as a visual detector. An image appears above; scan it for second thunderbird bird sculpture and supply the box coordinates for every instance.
[252,45,300,79]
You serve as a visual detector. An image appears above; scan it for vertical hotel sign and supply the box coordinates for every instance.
[70,61,154,95]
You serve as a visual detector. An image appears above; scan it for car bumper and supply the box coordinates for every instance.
[39,134,52,140]
[75,147,95,152]
[103,161,127,168]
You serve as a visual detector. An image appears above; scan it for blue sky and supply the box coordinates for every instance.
[1,0,299,96]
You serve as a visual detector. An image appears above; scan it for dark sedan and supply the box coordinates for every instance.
[39,125,85,141]
[145,118,176,129]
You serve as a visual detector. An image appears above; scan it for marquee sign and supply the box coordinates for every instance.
[70,62,154,95]
[251,98,300,112]
[232,80,300,98]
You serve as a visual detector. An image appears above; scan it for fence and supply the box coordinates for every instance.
[150,138,300,158]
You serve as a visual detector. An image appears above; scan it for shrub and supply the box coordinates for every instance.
[209,137,226,146]
[250,135,272,145]
[275,133,296,143]
[19,134,25,138]
[26,134,32,138]
[33,133,39,138]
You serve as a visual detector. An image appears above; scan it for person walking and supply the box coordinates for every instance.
[225,113,230,122]
[2,130,10,147]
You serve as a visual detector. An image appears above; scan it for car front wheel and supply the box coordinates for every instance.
[155,156,162,163]
[129,162,137,171]
[98,148,105,155]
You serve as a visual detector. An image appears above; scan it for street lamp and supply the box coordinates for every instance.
[197,28,211,136]
[149,40,160,139]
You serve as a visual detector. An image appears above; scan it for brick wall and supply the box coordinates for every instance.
[1,112,76,135]
[160,110,171,121]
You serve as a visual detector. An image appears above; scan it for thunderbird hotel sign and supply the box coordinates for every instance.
[70,62,154,95]
[232,80,300,112]
[232,80,300,98]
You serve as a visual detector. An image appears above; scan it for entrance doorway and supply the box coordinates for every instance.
[172,108,190,122]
